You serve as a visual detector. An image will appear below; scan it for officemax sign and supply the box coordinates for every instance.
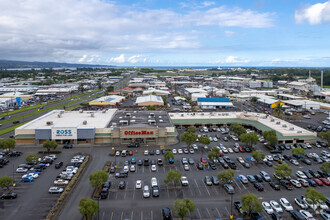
[124,130,154,135]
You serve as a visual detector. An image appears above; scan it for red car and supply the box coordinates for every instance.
[319,178,330,186]
[238,146,245,153]
[128,150,133,156]
[312,178,323,186]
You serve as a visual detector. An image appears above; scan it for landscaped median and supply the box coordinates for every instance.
[46,155,90,220]
[0,121,29,136]
[92,161,112,199]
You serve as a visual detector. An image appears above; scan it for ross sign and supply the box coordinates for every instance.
[51,128,77,140]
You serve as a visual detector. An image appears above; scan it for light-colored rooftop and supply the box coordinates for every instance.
[136,95,163,104]
[198,102,234,106]
[283,99,320,106]
[278,94,304,99]
[18,109,118,130]
[169,112,316,139]
[185,88,207,93]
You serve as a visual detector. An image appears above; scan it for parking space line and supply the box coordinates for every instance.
[151,210,153,220]
[110,211,114,220]
[167,186,170,198]
[234,180,241,191]
[225,207,230,216]
[194,179,202,196]
[201,179,211,196]
[196,208,202,219]
[206,208,212,219]
[131,211,133,220]
[120,211,123,220]
[215,207,221,217]
[141,211,143,220]
[101,211,105,220]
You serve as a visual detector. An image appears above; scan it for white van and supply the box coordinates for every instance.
[121,150,127,157]
[143,185,150,198]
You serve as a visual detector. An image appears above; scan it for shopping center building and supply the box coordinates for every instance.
[15,109,316,145]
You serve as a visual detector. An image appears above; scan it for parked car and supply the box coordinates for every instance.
[49,187,64,194]
[0,192,17,200]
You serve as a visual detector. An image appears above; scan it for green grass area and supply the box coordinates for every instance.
[0,89,100,118]
[323,85,330,88]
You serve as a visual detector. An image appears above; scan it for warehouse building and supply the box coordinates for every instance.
[197,97,234,109]
[135,95,164,106]
[89,95,125,106]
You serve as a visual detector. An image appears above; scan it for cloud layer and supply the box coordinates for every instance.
[295,1,330,25]
[0,0,274,64]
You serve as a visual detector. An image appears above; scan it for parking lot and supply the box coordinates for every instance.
[0,125,329,220]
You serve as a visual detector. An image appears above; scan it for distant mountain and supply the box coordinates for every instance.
[0,60,115,69]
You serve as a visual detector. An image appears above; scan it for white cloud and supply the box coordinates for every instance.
[108,54,126,63]
[78,55,87,63]
[224,31,236,37]
[225,56,250,63]
[271,58,281,62]
[107,54,147,64]
[295,1,330,25]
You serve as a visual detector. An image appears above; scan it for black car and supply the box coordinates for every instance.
[157,159,163,166]
[290,210,305,220]
[280,180,293,190]
[265,161,273,167]
[234,201,247,215]
[228,162,237,170]
[244,147,251,153]
[100,188,109,199]
[8,151,22,157]
[0,192,17,199]
[254,175,263,182]
[271,212,283,220]
[137,160,143,166]
[55,162,63,169]
[253,182,264,191]
[109,166,116,173]
[63,144,73,149]
[103,181,111,190]
[152,186,159,197]
[149,150,154,155]
[162,208,173,220]
[303,170,313,179]
[0,158,9,166]
[144,158,149,166]
[119,180,126,189]
[308,169,320,178]
[196,162,203,170]
[212,176,220,185]
[115,171,128,178]
[209,161,217,170]
[269,182,280,190]
[127,143,139,148]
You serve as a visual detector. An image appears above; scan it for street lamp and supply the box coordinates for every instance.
[230,193,233,219]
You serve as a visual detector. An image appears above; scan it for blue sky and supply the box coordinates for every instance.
[0,0,329,66]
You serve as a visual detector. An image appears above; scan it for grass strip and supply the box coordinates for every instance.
[0,121,30,136]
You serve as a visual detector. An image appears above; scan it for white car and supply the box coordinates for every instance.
[172,149,177,154]
[318,200,329,210]
[123,165,129,172]
[262,202,274,214]
[130,165,136,172]
[189,149,194,154]
[213,137,218,142]
[299,210,315,220]
[156,150,160,155]
[71,159,83,163]
[180,176,189,186]
[143,185,150,198]
[228,148,233,153]
[304,198,318,210]
[151,165,157,172]
[16,168,28,173]
[321,150,330,157]
[178,149,183,154]
[237,157,245,164]
[54,179,69,185]
[135,180,142,189]
[295,197,308,209]
[296,171,307,179]
[184,164,190,171]
[238,175,248,184]
[192,144,198,150]
[115,151,120,156]
[151,177,158,187]
[279,198,293,211]
[49,186,64,194]
[144,150,149,156]
[266,155,273,161]
[297,178,309,187]
[222,147,228,153]
[270,200,283,213]
[290,179,302,188]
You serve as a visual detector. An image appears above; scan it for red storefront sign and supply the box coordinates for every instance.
[124,130,154,135]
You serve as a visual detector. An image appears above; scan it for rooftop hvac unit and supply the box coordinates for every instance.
[289,127,294,131]
[119,116,123,119]
[134,111,137,113]
[150,113,155,117]
[170,114,174,117]
[276,121,281,125]
[112,122,117,126]
[148,120,156,125]
[130,120,136,123]
[79,110,83,113]
[120,120,129,125]
[159,116,162,118]
[46,121,53,125]
[91,113,94,117]
[148,116,152,119]
[126,113,131,117]
[57,114,61,118]
[282,124,287,127]
[159,119,163,122]
[201,113,204,115]
[181,114,184,117]
[271,119,275,122]
[83,120,87,125]
[297,131,302,133]
[60,110,64,114]
[132,116,136,119]
[102,110,106,113]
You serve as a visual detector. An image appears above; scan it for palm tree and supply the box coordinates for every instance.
[273,103,284,118]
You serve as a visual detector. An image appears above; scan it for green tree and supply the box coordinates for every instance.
[173,198,195,220]
[291,147,305,156]
[252,150,265,163]
[26,154,38,163]
[251,97,258,102]
[239,132,258,148]
[263,130,278,147]
[208,146,220,161]
[273,103,284,117]
[106,86,114,93]
[89,170,108,188]
[241,193,263,215]
[0,176,14,190]
[187,126,196,134]
[78,83,85,93]
[305,188,327,212]
[230,124,246,136]
[78,197,98,220]
[320,162,330,173]
[164,170,182,186]
[181,131,197,148]
[147,105,156,110]
[97,81,102,89]
[199,136,210,146]
[164,150,174,162]
[274,163,292,179]
[42,140,58,154]
[217,169,235,183]
[320,131,330,143]
[0,138,16,151]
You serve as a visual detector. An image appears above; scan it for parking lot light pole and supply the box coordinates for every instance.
[230,193,233,219]
[98,196,100,220]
